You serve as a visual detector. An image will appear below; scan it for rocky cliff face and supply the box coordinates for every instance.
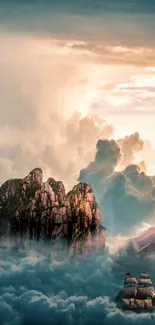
[0,168,105,254]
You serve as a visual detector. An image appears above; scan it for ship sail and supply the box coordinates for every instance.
[138,278,153,285]
[115,272,155,311]
[136,273,155,299]
[121,273,137,299]
[140,273,150,279]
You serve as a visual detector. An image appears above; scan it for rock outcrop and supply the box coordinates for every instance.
[132,227,155,250]
[0,168,105,254]
[129,227,155,257]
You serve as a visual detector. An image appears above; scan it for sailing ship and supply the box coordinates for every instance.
[115,272,155,311]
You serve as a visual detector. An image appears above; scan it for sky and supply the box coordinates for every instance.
[1,0,155,230]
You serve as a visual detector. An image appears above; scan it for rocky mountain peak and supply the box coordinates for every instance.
[23,167,43,187]
[28,167,43,183]
[47,177,66,199]
[0,178,22,200]
[0,168,105,255]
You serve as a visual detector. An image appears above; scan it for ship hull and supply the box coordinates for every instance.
[115,292,155,313]
[118,306,155,313]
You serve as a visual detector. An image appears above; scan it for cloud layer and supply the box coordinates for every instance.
[1,0,155,49]
[1,241,155,325]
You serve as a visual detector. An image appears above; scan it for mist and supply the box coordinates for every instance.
[1,239,155,325]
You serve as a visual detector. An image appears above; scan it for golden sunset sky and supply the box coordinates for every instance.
[0,0,155,189]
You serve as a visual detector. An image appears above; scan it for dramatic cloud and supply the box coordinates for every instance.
[0,32,115,189]
[0,19,155,243]
[1,241,155,325]
[1,0,155,49]
[139,140,155,175]
[42,114,114,189]
[78,136,155,235]
[118,132,144,168]
[69,42,155,67]
[0,30,155,192]
[102,165,155,235]
[1,32,155,236]
[79,139,121,197]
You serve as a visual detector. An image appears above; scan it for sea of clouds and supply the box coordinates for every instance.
[1,240,155,325]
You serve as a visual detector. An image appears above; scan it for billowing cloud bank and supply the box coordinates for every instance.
[0,31,155,191]
[0,32,117,190]
[78,135,155,235]
[1,241,155,325]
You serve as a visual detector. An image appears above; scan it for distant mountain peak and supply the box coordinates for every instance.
[131,227,155,256]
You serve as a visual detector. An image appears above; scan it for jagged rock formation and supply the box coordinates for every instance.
[0,168,105,254]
